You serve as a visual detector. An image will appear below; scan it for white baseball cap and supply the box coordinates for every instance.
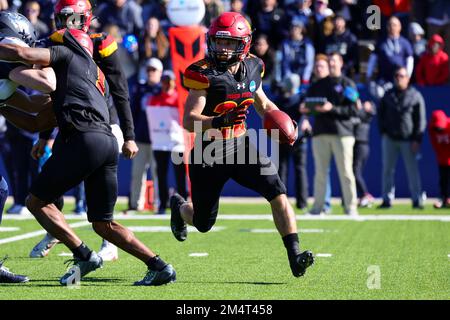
[146,58,163,71]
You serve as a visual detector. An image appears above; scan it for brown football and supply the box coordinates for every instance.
[263,110,298,145]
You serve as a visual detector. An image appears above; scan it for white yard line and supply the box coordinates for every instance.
[4,214,449,221]
[0,221,90,245]
[316,253,333,258]
[127,226,225,232]
[0,227,20,232]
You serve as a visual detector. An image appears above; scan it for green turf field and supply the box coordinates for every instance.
[0,202,449,300]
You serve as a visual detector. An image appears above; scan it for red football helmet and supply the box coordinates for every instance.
[67,28,93,56]
[54,0,93,32]
[207,12,252,68]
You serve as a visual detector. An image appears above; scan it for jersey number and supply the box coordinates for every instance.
[213,98,254,139]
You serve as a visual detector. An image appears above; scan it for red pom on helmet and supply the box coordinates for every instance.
[207,12,252,68]
[54,0,93,32]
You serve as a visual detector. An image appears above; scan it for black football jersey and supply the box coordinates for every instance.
[184,54,265,140]
[49,30,110,137]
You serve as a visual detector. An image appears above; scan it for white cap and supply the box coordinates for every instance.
[146,58,163,71]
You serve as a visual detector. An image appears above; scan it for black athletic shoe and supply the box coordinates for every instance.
[377,201,392,209]
[0,256,29,283]
[170,193,187,242]
[134,264,176,286]
[289,250,314,277]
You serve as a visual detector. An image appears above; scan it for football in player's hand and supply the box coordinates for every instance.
[263,110,298,145]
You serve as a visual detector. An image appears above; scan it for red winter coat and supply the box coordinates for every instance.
[428,110,450,166]
[416,34,450,86]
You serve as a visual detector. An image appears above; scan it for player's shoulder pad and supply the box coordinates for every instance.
[247,53,265,78]
[49,30,65,44]
[90,32,118,58]
[183,59,212,90]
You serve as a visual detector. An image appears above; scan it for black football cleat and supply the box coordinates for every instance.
[289,250,314,277]
[0,256,29,283]
[170,193,188,242]
[134,264,176,286]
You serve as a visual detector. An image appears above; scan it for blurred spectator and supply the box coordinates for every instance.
[353,100,375,208]
[409,22,427,63]
[139,16,170,68]
[329,0,367,38]
[426,0,450,57]
[366,16,413,100]
[309,0,334,54]
[307,53,332,213]
[95,0,143,38]
[141,0,171,34]
[428,110,450,209]
[285,0,312,27]
[104,24,139,83]
[129,57,163,212]
[372,0,411,37]
[378,67,426,209]
[302,52,358,216]
[408,21,427,82]
[250,33,277,93]
[324,15,358,77]
[202,0,225,28]
[416,34,449,86]
[146,70,187,214]
[276,74,309,210]
[230,0,251,25]
[23,0,49,38]
[280,20,315,85]
[252,0,286,48]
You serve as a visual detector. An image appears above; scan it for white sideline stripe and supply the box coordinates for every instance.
[240,228,331,233]
[0,227,20,232]
[189,253,209,257]
[2,214,450,222]
[127,226,225,232]
[0,221,90,245]
[316,253,333,258]
[58,252,73,257]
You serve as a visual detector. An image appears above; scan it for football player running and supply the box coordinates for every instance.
[170,12,314,278]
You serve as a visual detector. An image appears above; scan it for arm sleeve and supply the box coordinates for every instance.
[49,45,71,66]
[328,81,358,118]
[98,51,135,141]
[412,92,427,142]
[302,42,315,83]
[366,53,377,79]
[406,56,414,78]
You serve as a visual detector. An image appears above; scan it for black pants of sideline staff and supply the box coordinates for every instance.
[278,140,308,209]
[353,141,370,197]
[154,151,188,212]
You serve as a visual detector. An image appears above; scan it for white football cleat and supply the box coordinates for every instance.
[98,240,118,262]
[29,233,60,258]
